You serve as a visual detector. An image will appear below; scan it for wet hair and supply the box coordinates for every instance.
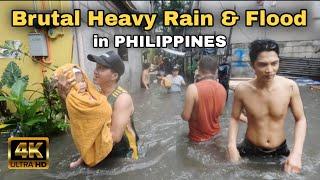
[198,56,218,75]
[249,39,279,63]
[143,62,151,70]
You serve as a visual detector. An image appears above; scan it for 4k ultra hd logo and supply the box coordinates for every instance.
[8,137,49,169]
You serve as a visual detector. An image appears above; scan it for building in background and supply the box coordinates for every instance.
[72,1,150,92]
[0,1,73,97]
[0,1,150,94]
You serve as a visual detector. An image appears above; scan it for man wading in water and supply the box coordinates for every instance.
[181,56,227,142]
[227,39,307,173]
[58,51,139,168]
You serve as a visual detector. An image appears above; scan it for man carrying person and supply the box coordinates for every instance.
[58,51,139,168]
[227,39,307,173]
[181,56,227,142]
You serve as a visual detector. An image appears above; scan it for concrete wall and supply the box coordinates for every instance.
[232,40,320,61]
[230,40,320,77]
[279,40,320,59]
[188,1,320,43]
[0,1,73,95]
[73,1,144,93]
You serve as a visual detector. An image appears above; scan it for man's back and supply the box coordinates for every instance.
[238,76,295,148]
[189,79,226,142]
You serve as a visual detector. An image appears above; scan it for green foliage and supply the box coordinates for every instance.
[186,59,199,79]
[0,63,68,137]
[0,40,23,59]
[41,77,68,134]
[0,79,47,136]
[187,62,198,74]
[0,91,11,117]
[0,61,29,88]
[0,41,56,72]
[153,1,192,35]
[0,61,28,119]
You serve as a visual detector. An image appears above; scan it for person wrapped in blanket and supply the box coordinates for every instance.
[54,64,113,168]
[72,67,95,100]
[56,51,139,168]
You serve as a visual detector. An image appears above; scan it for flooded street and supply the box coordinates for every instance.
[1,84,319,180]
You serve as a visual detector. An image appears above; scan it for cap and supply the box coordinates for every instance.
[87,51,125,76]
[173,65,180,70]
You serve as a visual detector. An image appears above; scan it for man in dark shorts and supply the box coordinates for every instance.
[227,39,307,173]
[237,138,290,161]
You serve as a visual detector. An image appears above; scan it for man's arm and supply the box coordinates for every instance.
[110,93,134,143]
[284,82,307,173]
[227,85,244,162]
[180,76,186,86]
[181,84,197,121]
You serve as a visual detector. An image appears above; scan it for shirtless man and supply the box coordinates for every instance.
[141,63,151,89]
[227,39,307,173]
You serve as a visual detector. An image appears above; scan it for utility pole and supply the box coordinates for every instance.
[218,5,235,100]
[224,5,235,62]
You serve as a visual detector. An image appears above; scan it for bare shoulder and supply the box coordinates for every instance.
[277,76,298,90]
[277,75,292,83]
[187,83,197,92]
[114,93,133,109]
[234,80,251,94]
[185,83,198,102]
[187,83,196,88]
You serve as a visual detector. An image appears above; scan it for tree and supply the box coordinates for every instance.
[153,1,192,36]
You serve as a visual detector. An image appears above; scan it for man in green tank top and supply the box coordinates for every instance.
[58,51,139,168]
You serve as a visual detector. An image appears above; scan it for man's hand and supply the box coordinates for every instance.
[228,146,241,163]
[57,70,75,100]
[284,153,302,173]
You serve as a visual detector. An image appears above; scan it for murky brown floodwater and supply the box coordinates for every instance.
[1,83,319,180]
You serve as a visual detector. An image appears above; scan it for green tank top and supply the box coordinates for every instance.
[107,86,139,159]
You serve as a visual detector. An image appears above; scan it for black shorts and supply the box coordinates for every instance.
[237,138,290,158]
[108,138,132,158]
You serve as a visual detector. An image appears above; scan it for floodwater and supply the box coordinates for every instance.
[0,84,319,180]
